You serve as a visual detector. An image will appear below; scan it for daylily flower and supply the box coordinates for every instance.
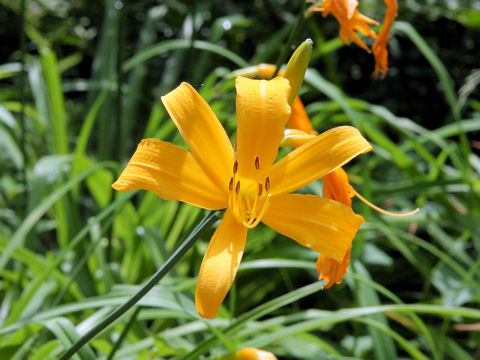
[113,77,372,318]
[311,0,378,52]
[372,0,398,77]
[235,347,277,360]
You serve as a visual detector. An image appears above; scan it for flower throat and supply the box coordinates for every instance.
[228,157,271,228]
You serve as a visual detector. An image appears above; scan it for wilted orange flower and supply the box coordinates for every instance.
[372,0,398,77]
[236,347,278,360]
[113,77,372,318]
[312,0,378,52]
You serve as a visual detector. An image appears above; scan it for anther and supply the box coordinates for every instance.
[258,183,263,196]
[236,181,241,194]
[233,160,238,174]
[255,156,260,170]
[228,177,234,191]
[265,176,271,191]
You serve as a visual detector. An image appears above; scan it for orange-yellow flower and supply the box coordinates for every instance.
[113,77,372,318]
[235,347,277,360]
[372,0,398,77]
[312,0,378,52]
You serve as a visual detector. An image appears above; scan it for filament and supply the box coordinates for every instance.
[243,195,270,229]
[353,189,419,218]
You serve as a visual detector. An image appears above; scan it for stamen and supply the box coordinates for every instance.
[236,181,241,194]
[258,183,263,196]
[228,177,234,191]
[243,194,271,229]
[353,189,420,218]
[265,176,271,192]
[233,160,238,174]
[255,156,260,169]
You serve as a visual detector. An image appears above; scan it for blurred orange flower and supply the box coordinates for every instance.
[312,0,378,52]
[372,0,398,77]
[236,347,278,360]
[311,0,398,77]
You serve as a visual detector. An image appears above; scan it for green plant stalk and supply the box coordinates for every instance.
[106,307,141,360]
[273,2,306,77]
[58,210,218,360]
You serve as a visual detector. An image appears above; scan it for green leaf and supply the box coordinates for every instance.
[0,161,114,274]
[44,317,96,360]
[40,48,68,155]
[0,323,42,359]
[431,263,475,306]
[122,39,249,72]
[352,262,397,360]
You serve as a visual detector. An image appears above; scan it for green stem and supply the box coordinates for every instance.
[273,2,306,77]
[106,307,141,360]
[58,210,218,360]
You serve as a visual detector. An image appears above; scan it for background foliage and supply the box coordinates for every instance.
[1,0,480,359]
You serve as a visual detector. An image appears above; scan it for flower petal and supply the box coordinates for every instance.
[235,76,291,181]
[323,167,355,207]
[161,82,234,190]
[268,126,372,196]
[317,246,351,288]
[262,193,364,262]
[195,210,248,318]
[113,139,227,210]
[287,96,316,135]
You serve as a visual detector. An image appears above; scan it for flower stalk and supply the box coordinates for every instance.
[58,210,218,360]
